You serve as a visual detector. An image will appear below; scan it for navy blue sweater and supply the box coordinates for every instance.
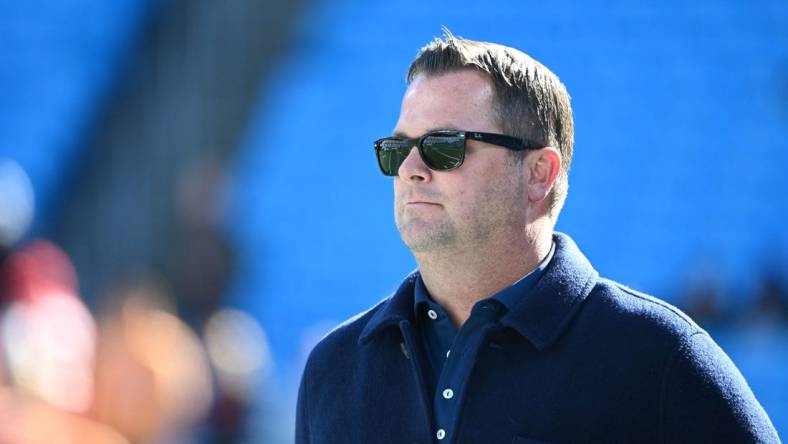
[296,233,779,443]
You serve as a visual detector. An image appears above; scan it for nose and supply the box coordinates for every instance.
[397,146,432,183]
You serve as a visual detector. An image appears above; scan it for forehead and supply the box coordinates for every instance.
[394,70,499,137]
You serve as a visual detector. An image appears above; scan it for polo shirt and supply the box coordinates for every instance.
[413,243,554,442]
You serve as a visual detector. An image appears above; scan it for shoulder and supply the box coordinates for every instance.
[301,270,418,381]
[585,277,704,345]
[302,296,391,374]
[564,277,706,376]
[583,279,778,440]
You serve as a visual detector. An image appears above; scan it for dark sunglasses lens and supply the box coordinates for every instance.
[376,139,410,176]
[421,134,465,170]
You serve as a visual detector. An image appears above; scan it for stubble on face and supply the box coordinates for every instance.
[394,189,457,253]
[395,159,525,254]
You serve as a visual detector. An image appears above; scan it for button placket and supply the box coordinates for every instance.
[431,320,498,444]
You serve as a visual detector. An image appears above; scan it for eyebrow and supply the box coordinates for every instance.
[391,127,459,138]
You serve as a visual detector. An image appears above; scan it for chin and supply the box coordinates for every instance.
[401,231,455,254]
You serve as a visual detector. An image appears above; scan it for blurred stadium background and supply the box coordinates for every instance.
[1,0,787,442]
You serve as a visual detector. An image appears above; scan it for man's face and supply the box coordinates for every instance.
[393,70,528,253]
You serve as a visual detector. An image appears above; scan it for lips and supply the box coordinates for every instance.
[399,188,442,207]
[405,200,441,207]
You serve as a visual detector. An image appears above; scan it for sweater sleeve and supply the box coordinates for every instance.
[659,331,780,443]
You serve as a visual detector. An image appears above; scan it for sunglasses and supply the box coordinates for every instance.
[374,130,541,176]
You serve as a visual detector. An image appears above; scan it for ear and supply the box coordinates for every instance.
[526,146,561,203]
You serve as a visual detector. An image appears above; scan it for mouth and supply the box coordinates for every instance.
[406,201,441,207]
[398,188,442,207]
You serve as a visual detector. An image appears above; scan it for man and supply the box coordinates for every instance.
[296,31,779,443]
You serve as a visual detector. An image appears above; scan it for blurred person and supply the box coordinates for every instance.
[0,388,129,444]
[171,157,260,443]
[0,159,35,263]
[203,308,273,443]
[0,158,35,309]
[0,185,216,443]
[680,259,728,329]
[0,240,96,413]
[171,156,235,329]
[750,270,788,325]
[89,283,213,443]
[0,240,125,444]
[296,31,779,443]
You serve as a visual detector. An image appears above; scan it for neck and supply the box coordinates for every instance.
[414,226,553,327]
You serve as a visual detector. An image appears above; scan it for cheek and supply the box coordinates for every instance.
[393,179,404,199]
[393,180,407,214]
[442,181,474,215]
[449,161,500,204]
[464,168,523,213]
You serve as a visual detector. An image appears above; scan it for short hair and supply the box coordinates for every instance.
[407,29,574,219]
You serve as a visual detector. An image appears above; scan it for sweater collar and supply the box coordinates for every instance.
[359,232,598,350]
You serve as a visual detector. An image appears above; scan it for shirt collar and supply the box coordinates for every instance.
[494,240,555,312]
[413,273,433,317]
[412,241,555,318]
[359,232,598,350]
[359,270,418,345]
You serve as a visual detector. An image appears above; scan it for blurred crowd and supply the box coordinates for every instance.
[0,159,272,443]
[682,259,788,330]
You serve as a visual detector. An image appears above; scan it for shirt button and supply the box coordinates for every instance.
[442,388,454,399]
[427,309,438,320]
[436,429,446,440]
